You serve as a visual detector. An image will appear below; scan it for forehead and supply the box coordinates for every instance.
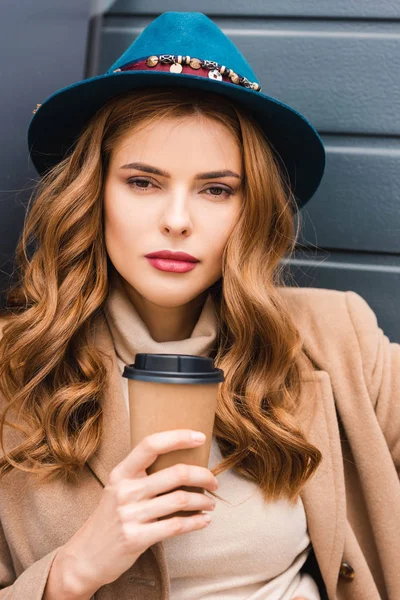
[111,115,242,170]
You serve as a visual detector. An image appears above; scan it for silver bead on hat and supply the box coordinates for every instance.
[170,62,183,73]
[208,69,223,81]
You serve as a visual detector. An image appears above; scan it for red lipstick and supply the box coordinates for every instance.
[145,250,199,262]
[145,249,200,273]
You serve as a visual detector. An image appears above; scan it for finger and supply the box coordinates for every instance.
[109,463,216,505]
[125,511,212,549]
[124,489,215,522]
[111,429,205,481]
[144,463,217,497]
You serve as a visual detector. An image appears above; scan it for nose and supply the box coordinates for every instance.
[160,194,193,237]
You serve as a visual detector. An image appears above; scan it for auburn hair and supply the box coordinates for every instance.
[0,87,321,503]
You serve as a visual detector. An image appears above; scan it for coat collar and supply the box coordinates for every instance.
[87,310,346,600]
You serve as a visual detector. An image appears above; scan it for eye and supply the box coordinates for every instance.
[204,186,233,198]
[126,177,156,191]
[126,178,233,198]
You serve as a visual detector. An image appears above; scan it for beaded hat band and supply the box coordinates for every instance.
[113,54,262,92]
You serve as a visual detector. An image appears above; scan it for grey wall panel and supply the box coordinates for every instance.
[298,136,400,253]
[98,18,150,71]
[99,18,400,136]
[0,1,91,309]
[283,252,400,342]
[109,0,400,19]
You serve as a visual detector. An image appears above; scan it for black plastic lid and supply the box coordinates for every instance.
[122,353,224,384]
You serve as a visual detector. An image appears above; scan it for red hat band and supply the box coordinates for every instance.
[112,54,262,92]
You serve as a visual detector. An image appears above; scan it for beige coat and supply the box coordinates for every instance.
[0,287,399,600]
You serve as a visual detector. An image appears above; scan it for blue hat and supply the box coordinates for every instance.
[28,11,325,209]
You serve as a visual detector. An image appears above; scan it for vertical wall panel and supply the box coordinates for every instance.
[0,1,91,309]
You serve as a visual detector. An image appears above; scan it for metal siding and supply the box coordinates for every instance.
[299,136,400,253]
[0,1,91,309]
[109,0,400,19]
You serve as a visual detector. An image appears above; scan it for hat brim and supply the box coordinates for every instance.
[28,70,325,208]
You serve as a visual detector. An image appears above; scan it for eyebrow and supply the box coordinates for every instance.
[119,162,241,180]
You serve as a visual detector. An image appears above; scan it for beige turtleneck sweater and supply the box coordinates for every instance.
[103,272,321,600]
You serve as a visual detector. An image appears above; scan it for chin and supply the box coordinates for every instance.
[117,266,214,306]
[143,290,205,308]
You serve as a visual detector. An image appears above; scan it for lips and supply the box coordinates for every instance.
[145,250,199,262]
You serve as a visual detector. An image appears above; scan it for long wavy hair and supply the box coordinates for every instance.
[0,87,321,503]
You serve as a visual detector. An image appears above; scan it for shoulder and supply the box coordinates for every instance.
[277,286,381,384]
[277,285,377,335]
[277,285,348,324]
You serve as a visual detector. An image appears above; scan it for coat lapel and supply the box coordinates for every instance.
[86,312,131,486]
[87,311,346,600]
[298,371,346,600]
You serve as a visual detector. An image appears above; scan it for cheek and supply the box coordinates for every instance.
[206,208,240,256]
[104,193,135,256]
[103,181,143,240]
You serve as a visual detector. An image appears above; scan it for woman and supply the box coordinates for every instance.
[0,11,398,600]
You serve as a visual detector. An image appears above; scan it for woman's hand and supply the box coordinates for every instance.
[55,429,218,596]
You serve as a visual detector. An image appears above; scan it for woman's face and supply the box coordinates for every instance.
[103,114,242,310]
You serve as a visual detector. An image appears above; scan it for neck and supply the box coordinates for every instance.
[104,268,219,366]
[109,272,208,342]
[116,273,210,343]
